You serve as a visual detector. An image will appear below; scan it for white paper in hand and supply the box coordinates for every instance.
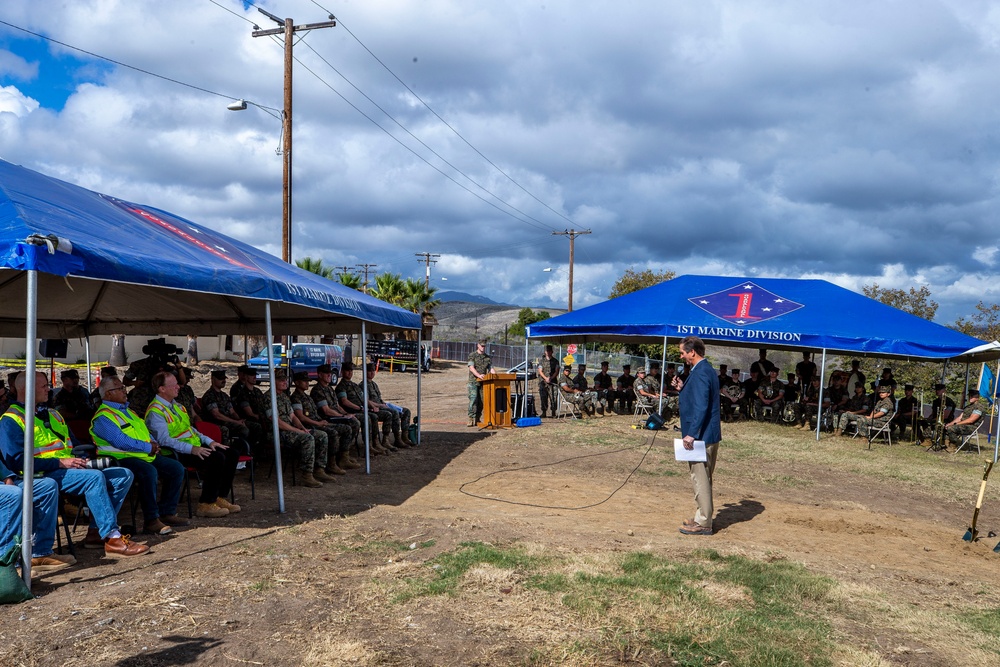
[674,439,707,462]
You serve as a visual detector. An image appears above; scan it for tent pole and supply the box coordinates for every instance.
[995,358,1000,464]
[264,302,285,513]
[416,329,422,446]
[659,336,667,415]
[964,363,971,401]
[815,349,827,441]
[522,336,529,419]
[84,335,92,392]
[362,322,370,474]
[20,268,39,585]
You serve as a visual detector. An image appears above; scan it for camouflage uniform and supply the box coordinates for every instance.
[201,386,253,447]
[229,380,269,449]
[311,382,361,446]
[53,386,95,420]
[836,392,872,432]
[176,384,199,421]
[124,357,156,386]
[293,388,351,455]
[754,379,785,422]
[854,396,895,437]
[467,350,492,421]
[126,384,155,419]
[366,379,411,438]
[536,355,560,416]
[945,402,985,447]
[558,372,594,415]
[336,377,379,438]
[274,390,324,472]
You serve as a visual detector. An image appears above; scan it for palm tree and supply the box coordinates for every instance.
[296,256,334,279]
[370,272,406,306]
[337,272,362,290]
[402,278,441,315]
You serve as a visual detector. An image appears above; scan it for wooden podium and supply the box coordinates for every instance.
[478,372,516,429]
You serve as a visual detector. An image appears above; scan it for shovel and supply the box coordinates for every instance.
[963,461,994,542]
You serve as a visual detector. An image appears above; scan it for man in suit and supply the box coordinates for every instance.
[673,335,722,536]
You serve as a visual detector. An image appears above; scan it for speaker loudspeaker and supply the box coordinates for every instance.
[39,339,69,359]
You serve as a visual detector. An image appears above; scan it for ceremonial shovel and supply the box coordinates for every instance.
[963,461,993,542]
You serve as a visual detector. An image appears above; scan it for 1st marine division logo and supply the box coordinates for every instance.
[688,282,803,326]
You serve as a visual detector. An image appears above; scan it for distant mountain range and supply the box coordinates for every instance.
[436,290,513,306]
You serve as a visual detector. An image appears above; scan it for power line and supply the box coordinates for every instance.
[315,1,579,228]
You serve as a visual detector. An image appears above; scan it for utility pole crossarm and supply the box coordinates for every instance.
[415,252,441,287]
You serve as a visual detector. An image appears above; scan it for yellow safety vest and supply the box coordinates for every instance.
[145,399,200,450]
[0,404,73,459]
[90,404,155,462]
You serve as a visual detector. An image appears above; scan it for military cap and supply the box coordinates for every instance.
[636,367,647,374]
[904,384,914,391]
[273,369,288,380]
[477,337,488,344]
[768,367,778,374]
[878,385,892,393]
[292,371,310,382]
[342,361,355,371]
[211,370,227,380]
[237,365,253,375]
[600,360,609,367]
[563,365,572,372]
[731,368,740,374]
[622,364,631,370]
[317,364,332,374]
[933,383,946,391]
[366,362,377,372]
[882,367,892,374]
[969,389,980,398]
[650,361,661,368]
[60,369,79,379]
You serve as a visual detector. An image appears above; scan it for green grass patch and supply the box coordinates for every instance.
[959,607,1000,636]
[396,541,545,602]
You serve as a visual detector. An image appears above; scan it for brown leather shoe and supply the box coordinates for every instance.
[160,514,191,527]
[105,535,150,557]
[215,497,241,514]
[143,519,174,535]
[31,553,76,572]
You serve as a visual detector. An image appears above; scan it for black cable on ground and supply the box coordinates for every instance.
[458,428,661,510]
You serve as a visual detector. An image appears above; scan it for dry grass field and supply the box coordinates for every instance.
[2,360,999,666]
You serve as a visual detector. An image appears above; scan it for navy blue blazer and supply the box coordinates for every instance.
[679,359,722,444]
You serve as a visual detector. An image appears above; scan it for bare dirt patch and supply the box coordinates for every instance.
[3,360,999,666]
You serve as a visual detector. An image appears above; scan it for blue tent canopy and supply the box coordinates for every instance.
[528,275,994,362]
[0,159,421,336]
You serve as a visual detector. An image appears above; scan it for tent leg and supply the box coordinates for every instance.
[815,349,827,441]
[20,269,39,586]
[995,359,1000,464]
[659,336,668,415]
[523,337,529,420]
[84,335,92,392]
[416,330,422,446]
[265,302,285,514]
[362,322,370,474]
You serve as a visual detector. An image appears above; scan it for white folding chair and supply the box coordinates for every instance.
[954,420,985,454]
[866,417,894,449]
[555,391,580,419]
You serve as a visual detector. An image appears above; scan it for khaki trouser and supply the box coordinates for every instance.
[689,441,719,530]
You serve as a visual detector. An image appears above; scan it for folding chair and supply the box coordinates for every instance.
[954,420,985,455]
[196,421,255,500]
[555,391,580,419]
[866,418,893,449]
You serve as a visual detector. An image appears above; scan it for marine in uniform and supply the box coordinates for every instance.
[336,362,385,454]
[291,371,359,474]
[466,338,492,426]
[558,365,595,417]
[536,345,560,418]
[271,370,329,487]
[615,365,636,414]
[848,386,895,438]
[943,390,984,452]
[592,361,614,416]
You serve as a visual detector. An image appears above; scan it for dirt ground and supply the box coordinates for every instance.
[2,360,999,666]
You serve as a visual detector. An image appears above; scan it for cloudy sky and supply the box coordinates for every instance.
[2,0,1000,323]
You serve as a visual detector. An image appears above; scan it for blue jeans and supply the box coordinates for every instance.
[117,456,184,522]
[46,467,133,539]
[0,477,59,558]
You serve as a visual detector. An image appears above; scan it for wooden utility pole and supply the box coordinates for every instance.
[252,9,337,263]
[356,263,378,293]
[415,252,441,287]
[551,229,591,311]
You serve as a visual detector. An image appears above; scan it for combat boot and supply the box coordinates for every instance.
[300,472,324,488]
[338,451,362,469]
[314,467,339,481]
[401,431,416,447]
[394,431,413,448]
[833,428,842,437]
[467,418,476,427]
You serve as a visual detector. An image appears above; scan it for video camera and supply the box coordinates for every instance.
[142,338,183,367]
